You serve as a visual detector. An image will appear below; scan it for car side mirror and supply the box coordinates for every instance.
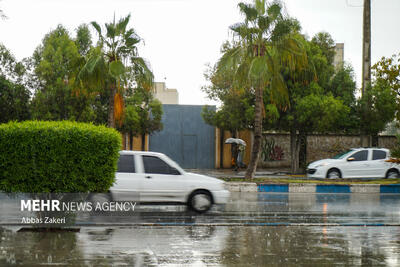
[170,167,181,175]
[347,157,355,162]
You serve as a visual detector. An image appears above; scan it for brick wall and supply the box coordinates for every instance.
[259,133,397,167]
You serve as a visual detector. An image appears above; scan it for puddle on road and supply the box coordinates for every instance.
[1,226,400,266]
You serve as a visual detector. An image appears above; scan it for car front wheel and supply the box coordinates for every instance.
[188,190,213,213]
[327,169,341,179]
[386,169,399,179]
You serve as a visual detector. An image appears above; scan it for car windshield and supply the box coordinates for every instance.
[332,150,355,159]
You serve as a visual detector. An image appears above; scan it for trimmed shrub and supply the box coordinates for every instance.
[0,121,121,192]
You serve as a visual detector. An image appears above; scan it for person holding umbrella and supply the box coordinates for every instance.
[225,138,246,171]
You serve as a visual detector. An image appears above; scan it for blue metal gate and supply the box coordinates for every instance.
[149,105,215,169]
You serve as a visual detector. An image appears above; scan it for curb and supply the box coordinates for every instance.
[227,183,400,193]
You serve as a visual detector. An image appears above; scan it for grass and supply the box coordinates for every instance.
[220,177,400,185]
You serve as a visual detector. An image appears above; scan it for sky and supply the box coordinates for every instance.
[0,0,399,105]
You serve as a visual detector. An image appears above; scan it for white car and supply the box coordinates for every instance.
[110,151,230,213]
[306,148,400,179]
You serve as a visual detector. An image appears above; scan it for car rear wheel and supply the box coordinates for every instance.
[327,169,341,179]
[386,169,399,179]
[188,190,213,213]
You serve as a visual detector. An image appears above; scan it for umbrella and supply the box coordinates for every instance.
[225,138,246,146]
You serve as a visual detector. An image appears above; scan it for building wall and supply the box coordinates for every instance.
[259,133,397,168]
[333,43,344,69]
[149,104,215,169]
[153,82,179,104]
[121,133,148,151]
[214,129,253,169]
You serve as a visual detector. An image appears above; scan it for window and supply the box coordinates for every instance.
[117,155,135,173]
[350,150,368,161]
[372,150,387,160]
[143,156,173,175]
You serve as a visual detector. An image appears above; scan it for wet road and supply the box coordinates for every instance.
[1,192,400,266]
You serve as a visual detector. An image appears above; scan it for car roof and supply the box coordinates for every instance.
[119,150,166,157]
[350,147,389,151]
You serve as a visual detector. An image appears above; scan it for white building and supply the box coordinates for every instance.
[153,82,179,104]
[333,43,344,69]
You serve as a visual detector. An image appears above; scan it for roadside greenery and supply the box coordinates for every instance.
[221,177,400,185]
[0,121,121,192]
[204,0,307,179]
[0,14,162,139]
[203,0,397,175]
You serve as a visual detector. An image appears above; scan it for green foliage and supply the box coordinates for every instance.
[372,53,400,121]
[0,76,31,123]
[0,43,26,83]
[31,25,94,121]
[85,14,154,127]
[357,82,397,136]
[390,135,400,159]
[119,87,163,136]
[296,93,350,132]
[0,121,121,193]
[75,24,92,56]
[202,93,254,133]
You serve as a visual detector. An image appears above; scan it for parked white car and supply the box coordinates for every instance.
[306,148,400,179]
[110,151,230,213]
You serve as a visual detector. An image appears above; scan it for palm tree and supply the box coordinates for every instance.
[80,14,153,128]
[217,0,307,179]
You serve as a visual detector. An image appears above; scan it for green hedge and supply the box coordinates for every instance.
[0,121,121,192]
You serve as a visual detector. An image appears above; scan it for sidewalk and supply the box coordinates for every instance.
[185,168,295,179]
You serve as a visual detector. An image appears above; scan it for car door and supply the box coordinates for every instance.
[343,150,371,178]
[368,149,389,178]
[111,154,141,201]
[139,155,187,203]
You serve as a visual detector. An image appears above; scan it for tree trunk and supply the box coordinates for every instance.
[108,85,116,128]
[290,129,301,174]
[130,132,134,150]
[298,132,307,173]
[141,133,146,151]
[245,86,263,179]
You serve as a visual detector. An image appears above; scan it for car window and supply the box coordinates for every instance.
[372,150,387,160]
[143,156,174,175]
[350,150,368,161]
[332,150,354,159]
[117,155,135,173]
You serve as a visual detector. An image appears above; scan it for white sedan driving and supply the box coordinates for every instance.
[307,148,400,179]
[110,151,230,213]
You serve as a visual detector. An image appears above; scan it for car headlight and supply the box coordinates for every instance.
[315,162,330,168]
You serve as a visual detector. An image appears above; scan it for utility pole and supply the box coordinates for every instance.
[362,0,371,95]
[361,0,371,147]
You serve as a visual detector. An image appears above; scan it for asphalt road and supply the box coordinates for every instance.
[1,192,400,266]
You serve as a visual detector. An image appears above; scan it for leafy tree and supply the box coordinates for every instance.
[31,25,90,121]
[215,0,307,179]
[75,24,92,56]
[372,53,400,121]
[311,32,336,66]
[202,55,254,134]
[119,86,163,150]
[83,14,154,128]
[357,82,396,145]
[0,75,31,123]
[277,33,352,173]
[202,91,254,134]
[327,64,359,133]
[0,43,25,83]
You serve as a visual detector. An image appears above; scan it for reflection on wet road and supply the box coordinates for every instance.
[80,192,400,226]
[1,192,400,266]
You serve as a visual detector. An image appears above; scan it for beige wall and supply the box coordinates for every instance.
[153,82,179,104]
[121,133,148,151]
